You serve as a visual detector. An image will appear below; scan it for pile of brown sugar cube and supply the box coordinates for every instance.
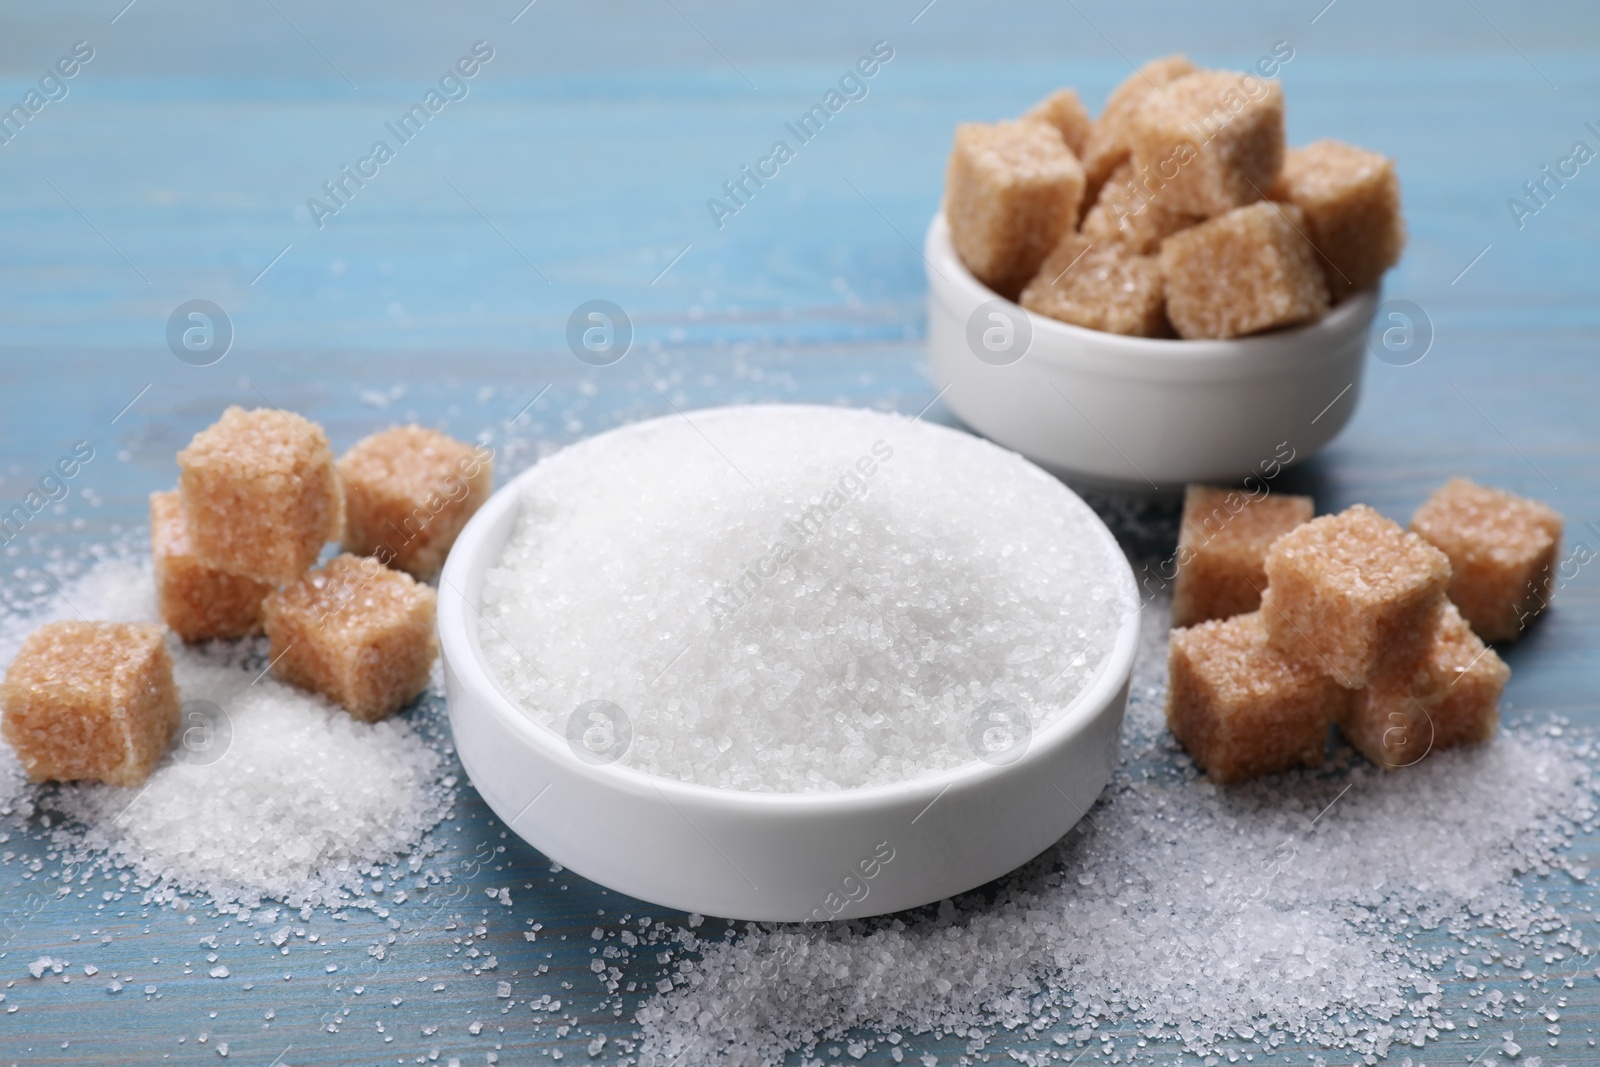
[1,407,493,788]
[1164,478,1563,783]
[944,55,1405,338]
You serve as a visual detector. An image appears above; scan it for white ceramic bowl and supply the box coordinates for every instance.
[925,212,1379,491]
[438,411,1141,922]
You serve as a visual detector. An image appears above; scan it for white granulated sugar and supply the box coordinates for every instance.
[0,555,157,663]
[479,405,1133,792]
[634,598,1599,1065]
[61,653,449,910]
[0,743,30,823]
[2,557,452,910]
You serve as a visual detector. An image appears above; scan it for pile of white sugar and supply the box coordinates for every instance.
[61,649,451,910]
[1,557,453,911]
[478,405,1134,792]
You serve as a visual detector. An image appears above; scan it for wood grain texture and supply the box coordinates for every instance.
[0,0,1597,1063]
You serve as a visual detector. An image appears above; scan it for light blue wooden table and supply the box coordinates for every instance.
[0,1,1597,1063]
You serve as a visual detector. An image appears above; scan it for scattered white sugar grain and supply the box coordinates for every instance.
[0,743,31,822]
[480,405,1133,792]
[57,650,450,910]
[0,557,453,911]
[633,595,1599,1065]
[0,556,158,659]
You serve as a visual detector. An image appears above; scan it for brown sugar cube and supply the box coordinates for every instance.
[1410,477,1563,642]
[1022,88,1091,157]
[1079,54,1197,206]
[151,491,273,643]
[1339,601,1508,769]
[1269,140,1404,302]
[339,426,493,581]
[1,622,178,787]
[1159,202,1330,339]
[177,406,344,585]
[1171,485,1314,627]
[1080,161,1204,254]
[945,120,1086,298]
[1018,233,1166,337]
[1126,69,1285,218]
[1260,504,1452,689]
[263,554,437,722]
[1165,611,1348,784]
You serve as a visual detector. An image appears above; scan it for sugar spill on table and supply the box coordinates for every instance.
[477,405,1134,792]
[633,593,1600,1066]
[0,556,457,914]
[54,648,453,912]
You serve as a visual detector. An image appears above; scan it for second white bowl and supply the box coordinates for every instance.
[924,213,1378,491]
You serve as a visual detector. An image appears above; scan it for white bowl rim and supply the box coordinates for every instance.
[438,404,1142,816]
[926,211,1379,371]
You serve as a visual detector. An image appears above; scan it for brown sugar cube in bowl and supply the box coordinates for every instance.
[1125,69,1285,218]
[945,120,1085,299]
[1,621,179,787]
[1165,611,1348,784]
[263,554,438,722]
[1339,601,1508,769]
[1022,88,1092,157]
[1079,54,1197,204]
[1171,485,1314,627]
[1019,233,1166,337]
[1410,477,1563,642]
[1261,504,1452,688]
[1080,161,1204,254]
[1160,202,1330,340]
[177,406,344,585]
[339,426,493,581]
[151,491,274,642]
[1269,140,1404,302]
